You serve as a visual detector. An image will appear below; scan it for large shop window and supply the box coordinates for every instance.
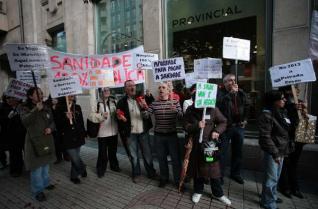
[165,0,266,119]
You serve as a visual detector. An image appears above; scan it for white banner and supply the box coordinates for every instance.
[133,53,159,70]
[16,71,41,85]
[195,82,218,108]
[223,37,250,61]
[152,57,185,82]
[48,75,83,98]
[4,44,50,71]
[194,58,222,79]
[47,46,145,88]
[5,79,33,100]
[309,10,318,60]
[184,73,207,88]
[270,58,316,87]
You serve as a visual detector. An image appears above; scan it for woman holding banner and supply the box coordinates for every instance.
[55,95,87,184]
[184,93,231,206]
[20,87,56,202]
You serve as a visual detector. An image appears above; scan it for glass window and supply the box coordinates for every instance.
[165,0,266,121]
[52,31,67,52]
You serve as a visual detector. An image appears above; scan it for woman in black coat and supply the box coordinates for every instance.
[55,95,87,184]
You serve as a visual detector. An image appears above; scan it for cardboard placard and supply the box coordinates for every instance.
[269,58,316,87]
[185,73,207,88]
[194,58,222,79]
[48,75,83,98]
[195,82,218,108]
[133,53,159,70]
[16,70,41,85]
[4,44,50,71]
[223,37,250,61]
[152,57,185,82]
[5,79,33,100]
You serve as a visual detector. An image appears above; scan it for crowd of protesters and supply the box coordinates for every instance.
[0,74,309,209]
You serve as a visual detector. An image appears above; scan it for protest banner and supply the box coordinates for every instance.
[195,82,218,109]
[184,73,207,88]
[269,58,316,88]
[5,79,33,100]
[16,70,41,85]
[4,43,50,71]
[47,46,145,88]
[223,37,251,61]
[194,58,222,79]
[152,57,185,82]
[309,10,318,60]
[48,75,83,98]
[133,53,159,70]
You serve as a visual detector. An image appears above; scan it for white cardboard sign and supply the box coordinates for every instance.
[269,59,316,87]
[195,82,218,108]
[134,53,159,70]
[4,44,50,71]
[48,76,83,98]
[5,79,33,100]
[223,37,250,61]
[194,58,222,79]
[152,57,185,82]
[16,71,41,85]
[185,73,207,88]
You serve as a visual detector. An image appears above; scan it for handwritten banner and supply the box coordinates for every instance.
[152,57,185,82]
[269,59,316,87]
[48,75,83,98]
[5,79,33,100]
[185,73,207,88]
[223,37,250,61]
[195,82,218,108]
[133,53,159,70]
[16,70,41,85]
[194,58,222,79]
[4,44,50,71]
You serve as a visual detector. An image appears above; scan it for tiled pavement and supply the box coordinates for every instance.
[0,145,317,209]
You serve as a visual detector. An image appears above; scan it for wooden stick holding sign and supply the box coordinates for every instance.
[31,70,41,102]
[199,107,207,143]
[65,96,73,125]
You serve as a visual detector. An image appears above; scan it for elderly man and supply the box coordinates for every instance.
[217,74,249,184]
[116,80,156,181]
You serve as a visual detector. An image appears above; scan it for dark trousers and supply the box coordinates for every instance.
[96,135,119,175]
[219,126,244,177]
[279,142,304,192]
[0,148,7,167]
[155,133,181,184]
[66,147,86,179]
[194,177,224,198]
[53,132,63,161]
[9,145,23,174]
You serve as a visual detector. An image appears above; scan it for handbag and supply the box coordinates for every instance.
[87,101,106,138]
[295,114,316,144]
[30,135,52,157]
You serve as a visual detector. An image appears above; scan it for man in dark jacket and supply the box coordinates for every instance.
[117,80,156,181]
[217,74,249,184]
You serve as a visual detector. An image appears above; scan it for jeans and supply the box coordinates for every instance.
[219,126,244,177]
[126,132,156,177]
[261,152,284,209]
[155,133,181,184]
[194,177,224,198]
[96,135,119,175]
[66,147,86,179]
[30,164,49,196]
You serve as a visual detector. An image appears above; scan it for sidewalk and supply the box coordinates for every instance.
[0,145,317,209]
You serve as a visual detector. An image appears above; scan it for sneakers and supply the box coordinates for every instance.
[217,195,231,206]
[192,193,202,203]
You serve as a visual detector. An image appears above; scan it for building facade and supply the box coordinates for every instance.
[0,0,317,124]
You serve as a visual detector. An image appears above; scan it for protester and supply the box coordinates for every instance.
[116,80,156,181]
[217,74,249,184]
[90,87,120,178]
[184,92,231,206]
[183,84,196,113]
[20,87,56,201]
[278,86,306,199]
[165,81,180,101]
[0,94,9,169]
[258,90,292,209]
[55,96,87,184]
[144,82,182,188]
[144,89,155,106]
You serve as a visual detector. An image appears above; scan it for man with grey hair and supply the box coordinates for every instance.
[217,74,249,184]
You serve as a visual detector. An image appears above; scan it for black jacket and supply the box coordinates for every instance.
[55,103,86,150]
[117,95,153,138]
[217,88,249,126]
[258,108,292,158]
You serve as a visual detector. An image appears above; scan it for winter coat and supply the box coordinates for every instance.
[20,103,56,171]
[258,108,292,158]
[6,106,26,148]
[0,102,11,150]
[55,103,86,150]
[184,106,227,179]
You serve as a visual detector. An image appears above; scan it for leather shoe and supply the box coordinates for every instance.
[45,184,55,190]
[71,178,81,184]
[231,175,244,184]
[81,170,87,178]
[111,167,121,172]
[276,197,283,203]
[280,189,292,198]
[158,180,168,188]
[35,192,46,202]
[292,190,304,199]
